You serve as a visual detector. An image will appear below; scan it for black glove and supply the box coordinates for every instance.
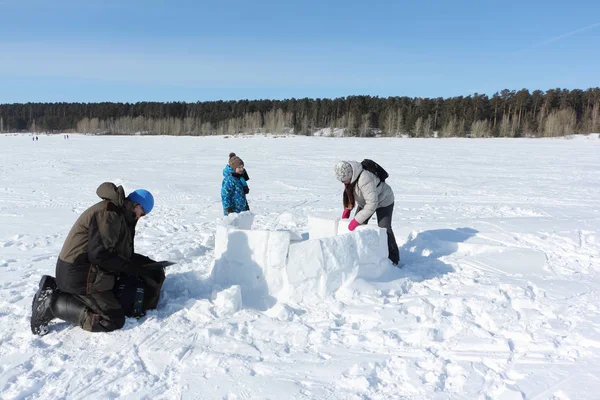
[131,253,155,267]
[128,253,158,276]
[243,186,250,194]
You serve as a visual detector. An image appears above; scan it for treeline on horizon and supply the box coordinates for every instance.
[1,87,599,138]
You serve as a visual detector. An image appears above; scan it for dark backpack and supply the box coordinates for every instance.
[114,274,146,319]
[360,159,389,185]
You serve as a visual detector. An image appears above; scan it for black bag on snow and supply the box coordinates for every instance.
[360,159,389,185]
[114,274,146,318]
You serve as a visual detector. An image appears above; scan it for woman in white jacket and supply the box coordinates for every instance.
[334,161,400,265]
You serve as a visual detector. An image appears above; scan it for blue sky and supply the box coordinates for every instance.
[0,0,599,103]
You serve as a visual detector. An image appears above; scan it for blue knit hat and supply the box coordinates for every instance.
[127,189,154,214]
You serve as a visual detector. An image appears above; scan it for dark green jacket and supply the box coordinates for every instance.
[56,182,138,295]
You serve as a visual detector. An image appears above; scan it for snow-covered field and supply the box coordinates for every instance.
[1,133,599,400]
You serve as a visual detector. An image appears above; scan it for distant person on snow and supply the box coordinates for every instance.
[221,152,250,215]
[30,183,165,335]
[334,161,400,265]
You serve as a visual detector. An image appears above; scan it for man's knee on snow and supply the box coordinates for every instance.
[83,310,126,332]
[101,314,126,332]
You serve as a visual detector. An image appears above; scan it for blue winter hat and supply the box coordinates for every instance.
[127,189,154,214]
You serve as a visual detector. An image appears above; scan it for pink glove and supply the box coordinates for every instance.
[348,219,359,231]
[341,209,351,219]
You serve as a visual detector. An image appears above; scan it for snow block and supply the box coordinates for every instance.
[337,219,379,236]
[284,227,388,303]
[212,225,290,308]
[221,211,254,230]
[308,215,339,239]
[211,214,389,308]
[212,285,242,316]
[338,218,352,235]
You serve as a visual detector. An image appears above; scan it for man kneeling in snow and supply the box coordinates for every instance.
[30,182,165,335]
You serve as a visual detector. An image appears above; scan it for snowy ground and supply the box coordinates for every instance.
[1,133,599,400]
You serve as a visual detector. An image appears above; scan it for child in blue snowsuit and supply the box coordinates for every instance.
[221,152,250,215]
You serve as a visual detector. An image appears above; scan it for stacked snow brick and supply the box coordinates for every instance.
[211,212,389,308]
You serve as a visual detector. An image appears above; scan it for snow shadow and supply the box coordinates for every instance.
[373,227,478,283]
[210,230,277,311]
[160,270,213,303]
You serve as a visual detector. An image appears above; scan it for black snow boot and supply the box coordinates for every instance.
[50,292,88,327]
[30,275,57,335]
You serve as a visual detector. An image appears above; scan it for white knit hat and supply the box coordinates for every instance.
[334,161,353,182]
